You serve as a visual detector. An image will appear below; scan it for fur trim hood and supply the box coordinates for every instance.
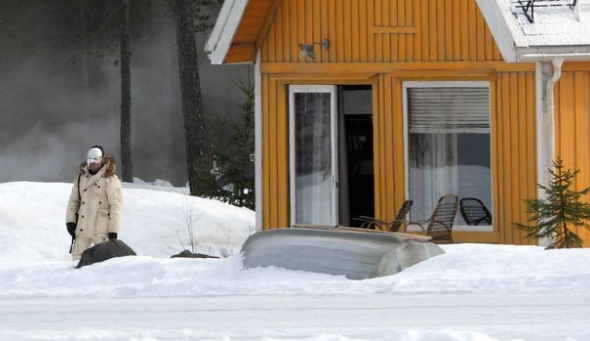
[78,155,117,178]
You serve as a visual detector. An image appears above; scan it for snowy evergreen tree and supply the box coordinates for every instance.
[516,158,590,249]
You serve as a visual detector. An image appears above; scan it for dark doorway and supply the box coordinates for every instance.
[339,85,374,227]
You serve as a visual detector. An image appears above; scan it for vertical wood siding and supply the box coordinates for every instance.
[555,69,590,246]
[373,75,405,223]
[257,0,544,245]
[262,76,290,229]
[262,71,539,245]
[262,0,502,63]
[494,72,538,245]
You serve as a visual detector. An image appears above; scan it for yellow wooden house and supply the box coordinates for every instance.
[205,0,590,245]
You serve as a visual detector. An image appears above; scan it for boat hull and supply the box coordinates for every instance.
[241,227,445,280]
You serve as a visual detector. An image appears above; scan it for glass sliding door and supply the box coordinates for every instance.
[289,85,338,226]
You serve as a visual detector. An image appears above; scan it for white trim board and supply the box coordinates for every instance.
[288,85,339,227]
[204,0,249,65]
[254,51,263,231]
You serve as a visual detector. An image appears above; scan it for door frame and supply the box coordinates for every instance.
[288,84,339,226]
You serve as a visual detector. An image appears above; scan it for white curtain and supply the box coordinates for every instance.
[407,86,491,223]
[409,134,459,221]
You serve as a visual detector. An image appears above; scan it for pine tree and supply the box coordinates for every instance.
[516,158,590,249]
[208,78,255,209]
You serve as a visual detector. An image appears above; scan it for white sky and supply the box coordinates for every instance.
[1,181,590,341]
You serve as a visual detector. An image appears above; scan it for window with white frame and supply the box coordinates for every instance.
[404,82,492,229]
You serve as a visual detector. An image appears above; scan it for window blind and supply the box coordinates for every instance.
[408,87,490,134]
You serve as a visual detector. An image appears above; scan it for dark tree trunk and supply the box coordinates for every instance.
[170,0,211,196]
[120,0,133,182]
[78,1,91,138]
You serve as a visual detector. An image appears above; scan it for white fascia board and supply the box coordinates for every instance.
[204,0,250,65]
[474,0,528,62]
[205,0,234,54]
[517,46,590,62]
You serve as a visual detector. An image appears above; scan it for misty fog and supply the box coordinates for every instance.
[0,0,250,186]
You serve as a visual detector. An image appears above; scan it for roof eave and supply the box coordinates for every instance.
[204,0,250,65]
[516,46,590,62]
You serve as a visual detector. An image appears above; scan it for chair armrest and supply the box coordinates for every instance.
[355,216,384,222]
[353,216,392,229]
[352,217,375,229]
[406,221,426,231]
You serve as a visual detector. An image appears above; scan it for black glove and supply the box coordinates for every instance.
[108,232,118,240]
[66,223,76,238]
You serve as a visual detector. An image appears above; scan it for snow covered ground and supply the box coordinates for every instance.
[1,181,590,341]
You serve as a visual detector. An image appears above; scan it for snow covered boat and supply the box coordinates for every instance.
[240,226,445,280]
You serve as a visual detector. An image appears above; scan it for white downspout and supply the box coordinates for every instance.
[254,51,263,231]
[545,58,564,178]
[547,59,564,137]
[536,58,563,246]
[536,63,550,201]
[536,58,564,191]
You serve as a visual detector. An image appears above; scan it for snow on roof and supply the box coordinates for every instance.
[476,0,590,61]
[507,0,590,47]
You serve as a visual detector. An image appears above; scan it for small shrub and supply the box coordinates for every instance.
[516,158,590,249]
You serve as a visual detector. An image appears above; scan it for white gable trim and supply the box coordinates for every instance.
[474,0,528,62]
[204,0,250,65]
[204,0,234,54]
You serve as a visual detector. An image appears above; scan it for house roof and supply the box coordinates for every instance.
[205,0,278,64]
[476,0,590,62]
[206,0,590,64]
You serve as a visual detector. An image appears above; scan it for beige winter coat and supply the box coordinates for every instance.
[66,156,122,238]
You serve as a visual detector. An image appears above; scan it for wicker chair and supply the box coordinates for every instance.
[408,195,459,244]
[354,200,413,232]
[459,197,492,226]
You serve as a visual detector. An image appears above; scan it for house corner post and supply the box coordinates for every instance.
[255,51,263,231]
